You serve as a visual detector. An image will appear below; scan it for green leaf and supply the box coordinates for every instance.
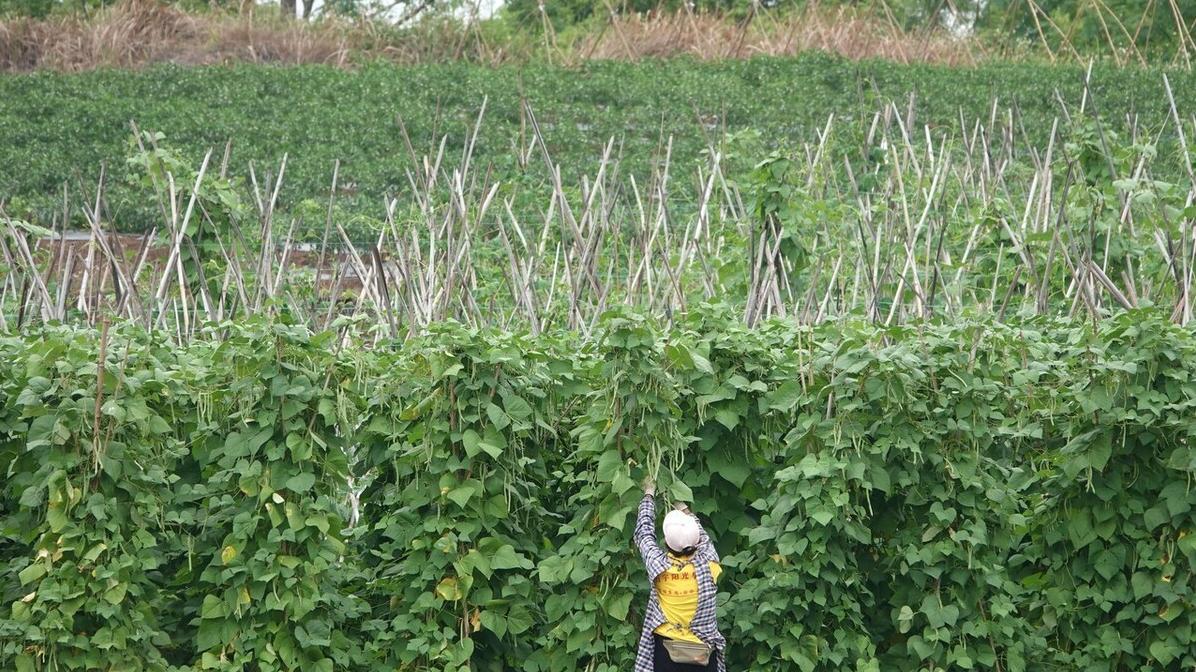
[708,446,750,489]
[307,513,330,534]
[595,449,622,483]
[506,605,533,634]
[480,609,507,638]
[1087,431,1112,471]
[1131,571,1154,599]
[611,469,636,495]
[200,594,226,620]
[448,484,477,508]
[1178,532,1196,571]
[477,440,503,459]
[46,504,68,533]
[1149,639,1179,664]
[537,555,573,584]
[665,343,695,370]
[747,526,776,547]
[669,479,694,503]
[285,501,306,529]
[690,351,714,375]
[767,380,803,411]
[1161,481,1193,518]
[1093,546,1125,580]
[605,591,633,620]
[1157,601,1183,623]
[907,635,934,660]
[103,581,128,605]
[147,415,172,435]
[1068,509,1096,548]
[490,544,530,570]
[486,403,511,430]
[462,428,482,457]
[810,509,834,526]
[1143,505,1170,530]
[1166,445,1196,471]
[869,464,892,493]
[286,472,317,493]
[18,562,45,586]
[601,500,634,532]
[82,542,107,563]
[714,407,740,430]
[502,393,534,421]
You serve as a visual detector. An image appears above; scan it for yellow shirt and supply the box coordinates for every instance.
[652,553,722,643]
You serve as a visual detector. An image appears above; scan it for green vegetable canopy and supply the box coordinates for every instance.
[1,308,1194,671]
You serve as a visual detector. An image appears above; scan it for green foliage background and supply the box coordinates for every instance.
[3,54,1196,232]
[1,308,1194,671]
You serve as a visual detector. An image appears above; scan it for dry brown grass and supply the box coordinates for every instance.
[574,7,984,66]
[0,0,984,73]
[0,0,354,71]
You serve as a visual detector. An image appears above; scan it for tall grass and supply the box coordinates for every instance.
[0,0,354,71]
[0,0,984,72]
[571,5,984,66]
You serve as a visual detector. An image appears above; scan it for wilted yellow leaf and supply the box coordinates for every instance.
[435,577,462,602]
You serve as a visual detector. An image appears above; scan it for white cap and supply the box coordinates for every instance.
[663,510,700,553]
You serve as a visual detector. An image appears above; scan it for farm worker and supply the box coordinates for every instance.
[633,478,726,672]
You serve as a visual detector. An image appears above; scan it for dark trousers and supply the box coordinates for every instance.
[653,634,718,672]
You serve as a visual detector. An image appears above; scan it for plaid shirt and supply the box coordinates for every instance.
[633,494,726,672]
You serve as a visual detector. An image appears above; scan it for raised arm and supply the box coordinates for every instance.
[634,482,670,580]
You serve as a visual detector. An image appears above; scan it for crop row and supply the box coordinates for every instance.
[3,54,1196,230]
[1,309,1193,670]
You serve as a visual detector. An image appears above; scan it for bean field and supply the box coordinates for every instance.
[2,10,1196,672]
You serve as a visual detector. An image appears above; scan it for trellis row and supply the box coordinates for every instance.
[3,78,1196,341]
[1,310,1193,670]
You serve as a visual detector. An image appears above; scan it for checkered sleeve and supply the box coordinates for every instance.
[693,512,719,564]
[634,494,671,580]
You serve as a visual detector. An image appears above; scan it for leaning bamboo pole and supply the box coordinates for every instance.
[2,92,1194,342]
